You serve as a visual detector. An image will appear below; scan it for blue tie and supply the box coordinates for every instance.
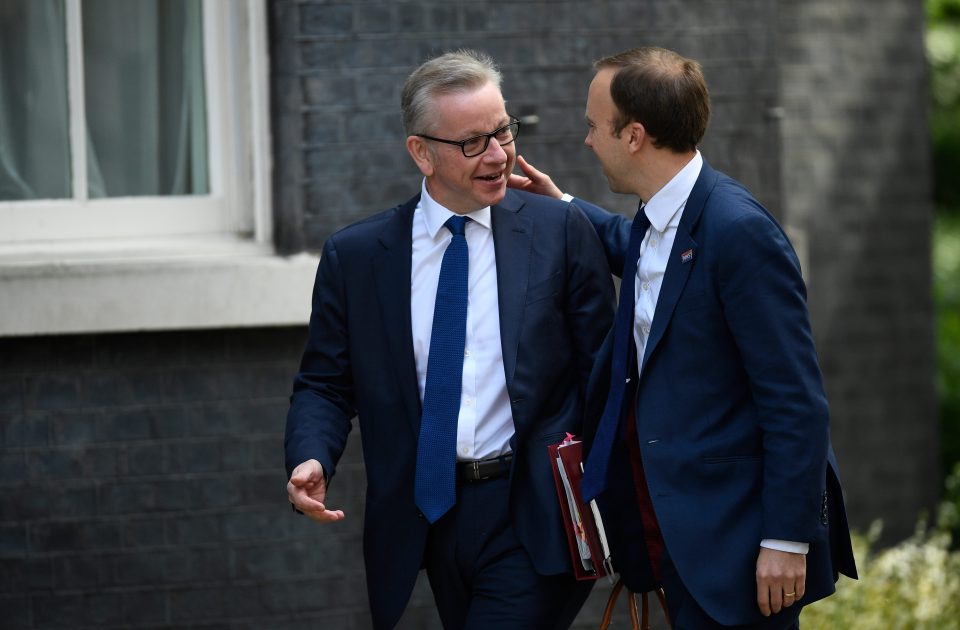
[415,215,470,523]
[581,205,651,503]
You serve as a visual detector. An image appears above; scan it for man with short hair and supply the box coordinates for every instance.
[510,46,857,628]
[285,50,614,629]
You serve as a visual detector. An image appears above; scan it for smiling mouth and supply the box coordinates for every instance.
[476,172,503,182]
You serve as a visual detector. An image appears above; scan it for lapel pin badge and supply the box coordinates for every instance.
[681,248,695,264]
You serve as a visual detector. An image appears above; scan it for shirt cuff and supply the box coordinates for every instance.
[760,539,809,554]
[560,193,574,203]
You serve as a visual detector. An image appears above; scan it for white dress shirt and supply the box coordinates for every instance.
[631,151,703,374]
[410,180,514,462]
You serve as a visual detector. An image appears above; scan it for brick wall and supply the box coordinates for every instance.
[0,329,371,628]
[270,0,782,253]
[778,0,939,543]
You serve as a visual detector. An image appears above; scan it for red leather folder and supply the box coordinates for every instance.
[548,433,614,582]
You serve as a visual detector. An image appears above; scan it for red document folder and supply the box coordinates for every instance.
[548,433,614,582]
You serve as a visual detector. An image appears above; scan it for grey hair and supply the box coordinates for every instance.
[401,49,503,136]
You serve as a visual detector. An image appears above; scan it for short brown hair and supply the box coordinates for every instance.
[594,47,710,153]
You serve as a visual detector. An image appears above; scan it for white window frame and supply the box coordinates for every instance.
[0,0,318,336]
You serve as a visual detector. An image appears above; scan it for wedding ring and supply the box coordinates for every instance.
[784,592,796,598]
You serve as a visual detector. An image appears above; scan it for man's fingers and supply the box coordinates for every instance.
[287,485,345,523]
[756,581,772,617]
[298,497,345,523]
[769,586,783,614]
[289,464,316,486]
[516,155,543,180]
[507,173,532,189]
[290,459,324,488]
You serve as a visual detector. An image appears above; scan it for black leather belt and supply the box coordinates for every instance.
[457,453,513,483]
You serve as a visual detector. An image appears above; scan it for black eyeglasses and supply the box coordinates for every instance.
[416,117,521,157]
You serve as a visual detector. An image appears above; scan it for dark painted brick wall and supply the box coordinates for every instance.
[778,0,939,543]
[0,328,380,628]
[270,0,782,253]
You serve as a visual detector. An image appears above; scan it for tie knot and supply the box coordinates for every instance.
[632,205,650,232]
[445,215,468,236]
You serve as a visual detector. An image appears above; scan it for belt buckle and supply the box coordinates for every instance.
[472,460,482,481]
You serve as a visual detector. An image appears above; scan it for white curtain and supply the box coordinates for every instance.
[0,0,71,201]
[0,0,208,202]
[83,0,208,198]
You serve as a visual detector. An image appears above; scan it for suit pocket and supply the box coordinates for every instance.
[702,454,761,464]
[525,270,562,304]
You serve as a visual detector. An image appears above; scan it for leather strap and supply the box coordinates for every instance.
[599,578,670,630]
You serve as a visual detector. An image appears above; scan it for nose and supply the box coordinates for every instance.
[482,136,508,161]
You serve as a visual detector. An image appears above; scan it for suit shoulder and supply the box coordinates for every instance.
[508,189,565,209]
[508,189,587,224]
[324,203,409,250]
[330,206,398,238]
[705,173,779,228]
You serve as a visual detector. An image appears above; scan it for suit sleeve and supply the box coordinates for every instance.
[572,197,632,276]
[717,207,830,543]
[564,204,617,389]
[284,237,356,483]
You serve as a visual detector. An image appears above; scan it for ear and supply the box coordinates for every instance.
[406,136,435,177]
[625,121,646,153]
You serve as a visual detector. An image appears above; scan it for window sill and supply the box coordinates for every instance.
[0,237,319,337]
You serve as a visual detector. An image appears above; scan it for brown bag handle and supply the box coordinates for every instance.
[599,579,671,630]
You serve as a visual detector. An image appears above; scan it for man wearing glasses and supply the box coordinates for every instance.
[285,50,614,629]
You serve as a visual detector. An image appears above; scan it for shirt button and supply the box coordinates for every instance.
[464,398,473,406]
[460,446,470,456]
[464,349,471,357]
[642,326,650,335]
[641,282,649,291]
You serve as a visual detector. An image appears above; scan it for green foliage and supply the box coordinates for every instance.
[802,464,960,629]
[935,216,960,476]
[927,1,960,208]
[939,461,960,546]
[927,0,960,22]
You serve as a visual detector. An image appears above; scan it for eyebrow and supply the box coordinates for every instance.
[459,117,512,139]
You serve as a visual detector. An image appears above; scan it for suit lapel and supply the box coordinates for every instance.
[640,162,718,373]
[374,195,422,434]
[491,190,532,390]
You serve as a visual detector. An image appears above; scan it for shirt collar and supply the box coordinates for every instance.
[644,150,703,232]
[419,179,492,239]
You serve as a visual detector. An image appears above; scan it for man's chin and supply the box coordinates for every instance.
[476,184,507,206]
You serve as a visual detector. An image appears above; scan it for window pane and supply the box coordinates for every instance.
[0,0,71,201]
[82,0,208,198]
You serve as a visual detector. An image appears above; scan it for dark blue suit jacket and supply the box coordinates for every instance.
[576,161,857,625]
[285,189,614,629]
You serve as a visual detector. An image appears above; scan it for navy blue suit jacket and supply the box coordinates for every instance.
[285,189,614,629]
[576,161,857,625]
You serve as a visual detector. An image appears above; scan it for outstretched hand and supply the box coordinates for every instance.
[287,459,345,523]
[507,155,564,199]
